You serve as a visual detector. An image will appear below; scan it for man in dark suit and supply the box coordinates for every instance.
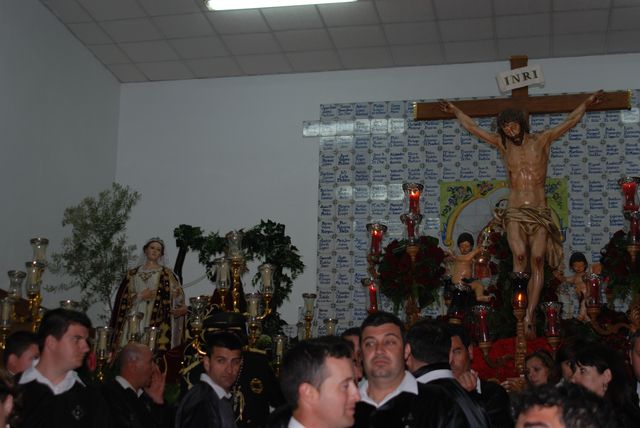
[447,323,513,428]
[101,343,172,428]
[405,320,490,428]
[175,332,243,428]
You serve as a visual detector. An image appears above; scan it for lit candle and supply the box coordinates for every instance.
[621,179,639,211]
[247,293,260,317]
[274,335,285,358]
[217,259,230,285]
[513,290,527,310]
[371,229,382,254]
[324,318,337,336]
[259,264,274,294]
[368,281,378,312]
[409,189,420,213]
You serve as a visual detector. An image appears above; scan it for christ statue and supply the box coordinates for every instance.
[439,91,602,337]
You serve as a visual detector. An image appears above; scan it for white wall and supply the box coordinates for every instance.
[0,0,120,310]
[116,53,640,324]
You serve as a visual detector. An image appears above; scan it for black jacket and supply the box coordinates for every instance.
[101,379,173,428]
[175,380,236,428]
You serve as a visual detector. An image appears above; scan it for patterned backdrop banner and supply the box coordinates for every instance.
[310,91,640,335]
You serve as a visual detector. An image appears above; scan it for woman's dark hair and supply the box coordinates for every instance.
[573,343,636,408]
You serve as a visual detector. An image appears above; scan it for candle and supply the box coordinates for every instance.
[1,298,12,324]
[259,264,274,294]
[147,327,158,352]
[368,282,378,312]
[97,328,108,352]
[247,293,260,317]
[542,302,561,337]
[216,259,230,287]
[403,183,424,215]
[586,274,601,307]
[30,238,49,262]
[370,229,382,254]
[513,290,527,310]
[275,336,284,358]
[324,318,337,336]
[621,179,639,211]
[302,293,316,317]
[476,306,489,342]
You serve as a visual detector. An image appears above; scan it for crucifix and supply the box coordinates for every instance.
[413,55,630,120]
[412,55,631,372]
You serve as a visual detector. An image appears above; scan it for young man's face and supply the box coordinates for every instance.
[361,323,405,384]
[312,357,360,428]
[8,344,39,375]
[449,335,472,376]
[47,323,90,371]
[516,405,565,428]
[203,346,242,392]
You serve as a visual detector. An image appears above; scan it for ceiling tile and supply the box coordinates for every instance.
[206,10,270,34]
[496,14,550,38]
[328,26,387,49]
[236,54,293,75]
[439,18,494,42]
[186,57,243,78]
[261,5,324,31]
[100,18,163,43]
[222,33,281,55]
[375,0,436,23]
[137,61,195,81]
[444,40,498,63]
[497,36,550,59]
[606,29,640,53]
[492,0,550,16]
[119,41,180,62]
[553,10,609,35]
[88,44,130,64]
[338,46,394,69]
[553,0,611,11]
[67,22,113,44]
[40,0,92,23]
[286,50,343,72]
[275,29,334,52]
[390,44,444,66]
[318,2,380,26]
[433,0,492,19]
[169,36,228,59]
[107,63,147,82]
[553,33,606,56]
[383,22,440,45]
[610,6,640,31]
[137,0,202,16]
[151,14,214,38]
[77,0,146,20]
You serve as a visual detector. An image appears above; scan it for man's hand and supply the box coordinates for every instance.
[144,364,166,404]
[439,99,455,114]
[454,369,479,392]
[138,288,155,301]
[587,90,604,106]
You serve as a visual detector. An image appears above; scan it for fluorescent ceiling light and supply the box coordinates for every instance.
[205,0,356,11]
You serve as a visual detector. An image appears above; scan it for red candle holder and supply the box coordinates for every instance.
[619,176,640,212]
[366,223,387,256]
[542,301,562,337]
[473,304,491,343]
[361,278,379,314]
[400,212,422,242]
[510,272,529,310]
[584,273,601,308]
[402,182,424,215]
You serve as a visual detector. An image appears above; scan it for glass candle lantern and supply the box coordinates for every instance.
[7,270,26,301]
[619,176,640,212]
[402,182,424,215]
[259,263,275,296]
[362,277,379,313]
[542,302,562,337]
[127,312,144,342]
[401,212,423,242]
[30,238,49,263]
[94,326,112,358]
[0,297,13,328]
[215,258,230,290]
[145,326,159,352]
[246,292,261,318]
[472,304,491,343]
[274,334,286,360]
[510,272,529,310]
[323,318,338,336]
[25,261,45,297]
[585,273,601,307]
[366,223,387,256]
[225,230,244,259]
[302,293,317,318]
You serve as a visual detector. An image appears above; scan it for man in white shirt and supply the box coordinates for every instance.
[271,336,360,428]
[18,308,111,428]
[354,311,467,428]
[175,331,243,428]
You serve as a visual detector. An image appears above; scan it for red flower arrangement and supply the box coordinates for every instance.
[378,235,446,310]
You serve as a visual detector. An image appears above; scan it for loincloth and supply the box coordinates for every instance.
[494,206,564,270]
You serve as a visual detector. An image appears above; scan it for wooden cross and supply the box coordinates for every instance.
[413,55,630,120]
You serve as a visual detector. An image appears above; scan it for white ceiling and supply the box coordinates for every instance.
[39,0,640,83]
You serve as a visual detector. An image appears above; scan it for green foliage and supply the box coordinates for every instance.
[48,183,140,320]
[173,220,305,336]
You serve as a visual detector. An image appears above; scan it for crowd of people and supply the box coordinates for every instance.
[1,307,639,428]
